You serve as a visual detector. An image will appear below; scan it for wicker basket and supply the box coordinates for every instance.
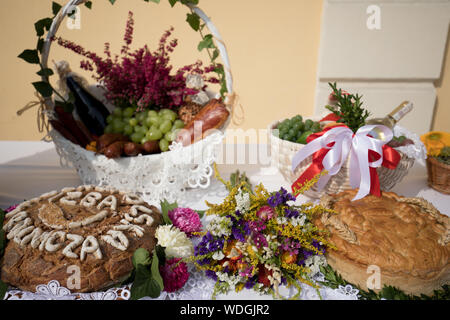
[269,119,415,199]
[426,157,450,194]
[39,0,234,204]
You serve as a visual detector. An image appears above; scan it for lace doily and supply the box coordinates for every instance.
[393,125,427,164]
[3,270,359,301]
[49,130,224,206]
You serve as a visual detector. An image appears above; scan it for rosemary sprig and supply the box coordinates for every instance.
[325,82,370,133]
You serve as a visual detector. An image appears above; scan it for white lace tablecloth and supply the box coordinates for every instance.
[1,141,449,300]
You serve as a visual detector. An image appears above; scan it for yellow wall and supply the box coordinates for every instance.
[0,0,448,140]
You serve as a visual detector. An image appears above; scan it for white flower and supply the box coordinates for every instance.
[235,189,250,213]
[291,214,307,227]
[212,251,225,261]
[305,254,328,276]
[216,272,243,291]
[276,217,288,225]
[155,225,193,259]
[206,216,232,237]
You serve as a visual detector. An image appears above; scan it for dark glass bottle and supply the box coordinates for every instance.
[66,76,110,136]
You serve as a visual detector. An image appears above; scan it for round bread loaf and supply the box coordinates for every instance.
[1,185,162,293]
[315,190,449,296]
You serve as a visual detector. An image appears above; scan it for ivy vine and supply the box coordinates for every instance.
[18,0,228,106]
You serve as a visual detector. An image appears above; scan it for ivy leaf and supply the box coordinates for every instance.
[160,199,177,225]
[52,2,62,16]
[84,1,92,9]
[109,0,116,5]
[144,0,161,3]
[168,0,178,7]
[150,250,164,291]
[32,81,53,97]
[186,13,200,31]
[34,18,53,37]
[181,0,199,5]
[37,68,54,77]
[37,38,45,53]
[18,49,40,64]
[196,210,206,219]
[211,49,219,62]
[155,245,166,267]
[197,34,215,51]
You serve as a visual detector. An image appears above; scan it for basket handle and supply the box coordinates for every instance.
[40,0,234,111]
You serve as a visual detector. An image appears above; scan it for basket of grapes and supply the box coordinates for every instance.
[19,0,234,203]
[269,83,420,199]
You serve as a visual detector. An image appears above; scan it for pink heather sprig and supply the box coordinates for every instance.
[54,11,219,110]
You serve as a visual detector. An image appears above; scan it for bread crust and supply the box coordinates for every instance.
[315,190,449,296]
[1,186,162,293]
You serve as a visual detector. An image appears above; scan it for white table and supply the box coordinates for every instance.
[1,141,449,300]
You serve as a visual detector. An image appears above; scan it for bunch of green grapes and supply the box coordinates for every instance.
[104,107,185,152]
[276,115,321,144]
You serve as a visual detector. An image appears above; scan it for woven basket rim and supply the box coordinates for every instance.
[427,156,450,169]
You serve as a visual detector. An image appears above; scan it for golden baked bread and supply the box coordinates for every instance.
[315,190,449,296]
[1,185,162,293]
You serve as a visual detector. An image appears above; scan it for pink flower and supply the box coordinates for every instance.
[256,206,276,221]
[168,208,202,237]
[5,204,18,213]
[159,258,189,293]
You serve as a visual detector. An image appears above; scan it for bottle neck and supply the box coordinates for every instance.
[388,101,413,123]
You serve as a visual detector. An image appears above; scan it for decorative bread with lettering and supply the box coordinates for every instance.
[1,185,162,293]
[315,190,449,296]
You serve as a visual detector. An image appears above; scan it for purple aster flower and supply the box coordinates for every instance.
[205,270,218,281]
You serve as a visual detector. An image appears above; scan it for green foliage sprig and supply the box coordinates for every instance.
[325,82,370,133]
[19,0,228,107]
[0,209,7,300]
[319,265,450,300]
[436,146,450,165]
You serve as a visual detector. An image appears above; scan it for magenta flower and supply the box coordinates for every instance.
[168,208,202,237]
[256,206,276,221]
[54,11,218,111]
[5,204,18,213]
[159,258,189,293]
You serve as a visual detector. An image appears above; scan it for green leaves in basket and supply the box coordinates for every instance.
[160,199,178,225]
[130,247,165,300]
[0,209,7,300]
[318,265,450,300]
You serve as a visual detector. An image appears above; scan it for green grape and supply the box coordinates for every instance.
[294,115,303,123]
[311,122,321,133]
[104,124,113,134]
[292,122,301,131]
[304,119,314,130]
[147,128,163,141]
[288,128,296,137]
[148,110,158,117]
[159,119,173,134]
[297,130,313,144]
[147,116,160,127]
[131,132,144,144]
[296,130,304,140]
[123,117,131,125]
[123,107,135,118]
[112,108,123,118]
[138,125,149,134]
[123,124,134,136]
[136,111,147,124]
[112,119,125,133]
[159,139,170,152]
[106,115,114,124]
[173,119,185,130]
[141,137,150,144]
[161,111,177,122]
[129,118,138,127]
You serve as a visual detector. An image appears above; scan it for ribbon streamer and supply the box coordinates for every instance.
[291,124,400,201]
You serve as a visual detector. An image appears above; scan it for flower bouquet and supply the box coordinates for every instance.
[18,0,234,202]
[189,167,335,299]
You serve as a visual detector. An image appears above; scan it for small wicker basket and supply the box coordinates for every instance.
[269,119,415,199]
[426,157,450,194]
[38,0,234,203]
